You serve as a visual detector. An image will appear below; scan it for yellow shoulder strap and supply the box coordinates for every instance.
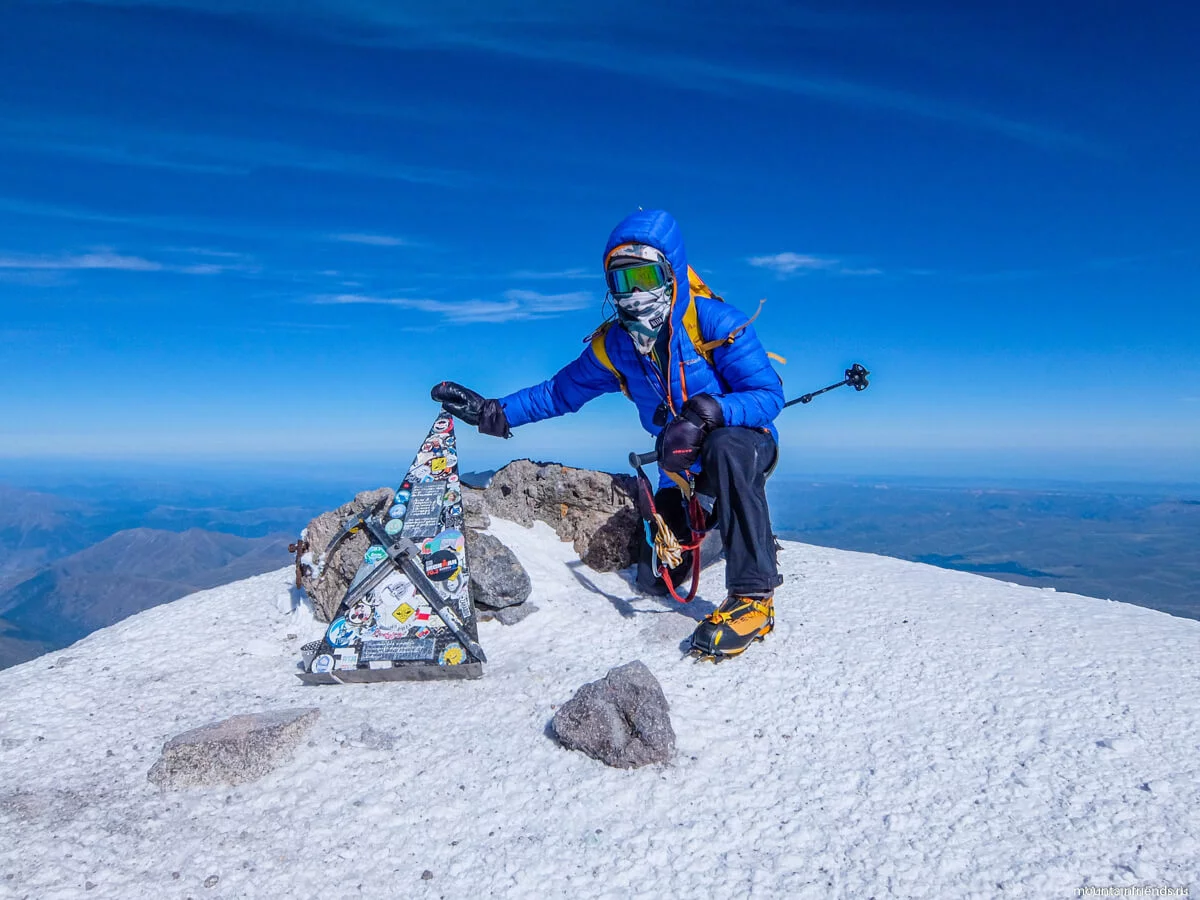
[680,266,712,365]
[687,265,722,302]
[588,321,630,398]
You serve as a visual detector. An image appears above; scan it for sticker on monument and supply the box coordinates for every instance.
[439,644,465,666]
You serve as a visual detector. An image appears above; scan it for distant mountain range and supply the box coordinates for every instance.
[769,479,1200,620]
[0,484,310,668]
[0,527,292,646]
[0,484,96,586]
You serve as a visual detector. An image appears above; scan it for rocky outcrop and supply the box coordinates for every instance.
[148,708,320,789]
[551,661,675,768]
[295,460,644,627]
[297,488,393,622]
[480,460,640,572]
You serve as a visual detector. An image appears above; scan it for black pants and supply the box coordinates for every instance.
[637,426,781,597]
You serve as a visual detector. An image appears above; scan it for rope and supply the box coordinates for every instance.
[652,511,685,569]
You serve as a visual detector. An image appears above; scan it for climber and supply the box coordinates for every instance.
[432,209,784,659]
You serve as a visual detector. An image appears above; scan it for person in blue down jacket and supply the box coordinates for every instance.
[432,209,784,659]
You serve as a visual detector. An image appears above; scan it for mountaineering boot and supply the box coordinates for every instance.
[688,594,774,659]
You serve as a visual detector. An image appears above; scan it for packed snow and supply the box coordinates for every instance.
[0,520,1197,899]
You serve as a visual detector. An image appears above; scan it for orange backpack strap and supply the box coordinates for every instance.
[586,321,631,399]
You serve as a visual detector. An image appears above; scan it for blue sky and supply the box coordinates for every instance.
[1,0,1197,482]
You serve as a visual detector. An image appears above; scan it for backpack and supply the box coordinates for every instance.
[588,266,783,399]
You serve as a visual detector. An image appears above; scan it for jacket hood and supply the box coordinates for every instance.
[603,209,689,313]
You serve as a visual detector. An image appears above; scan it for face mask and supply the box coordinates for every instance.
[615,284,670,355]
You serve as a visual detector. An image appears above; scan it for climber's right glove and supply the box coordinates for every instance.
[431,381,511,438]
[655,393,724,473]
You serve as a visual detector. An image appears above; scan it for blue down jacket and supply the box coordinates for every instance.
[499,209,784,479]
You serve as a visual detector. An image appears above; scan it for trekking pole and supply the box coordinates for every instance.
[630,365,874,464]
[783,363,870,408]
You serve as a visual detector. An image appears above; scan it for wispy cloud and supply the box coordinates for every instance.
[0,197,433,254]
[0,250,165,272]
[0,113,474,187]
[0,247,255,276]
[501,289,592,311]
[748,253,840,274]
[509,268,594,281]
[161,246,253,260]
[748,253,882,277]
[313,288,593,323]
[61,1,1091,152]
[329,233,410,247]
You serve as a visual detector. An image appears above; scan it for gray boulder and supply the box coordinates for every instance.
[461,486,491,530]
[481,460,640,572]
[297,487,393,622]
[148,708,320,789]
[551,661,675,768]
[465,528,532,609]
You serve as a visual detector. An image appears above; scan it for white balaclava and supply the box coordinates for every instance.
[608,244,673,356]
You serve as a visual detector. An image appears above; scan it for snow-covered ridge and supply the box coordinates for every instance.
[1,521,1197,899]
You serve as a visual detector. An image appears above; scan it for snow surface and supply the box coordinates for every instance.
[0,521,1197,899]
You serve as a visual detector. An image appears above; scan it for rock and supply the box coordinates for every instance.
[147,708,320,790]
[481,460,640,572]
[461,486,490,530]
[297,488,394,622]
[421,870,434,881]
[551,661,675,768]
[478,602,539,626]
[464,528,531,609]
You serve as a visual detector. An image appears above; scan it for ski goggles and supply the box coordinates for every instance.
[606,262,670,297]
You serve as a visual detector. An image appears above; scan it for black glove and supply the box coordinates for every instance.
[655,393,724,473]
[431,382,511,438]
